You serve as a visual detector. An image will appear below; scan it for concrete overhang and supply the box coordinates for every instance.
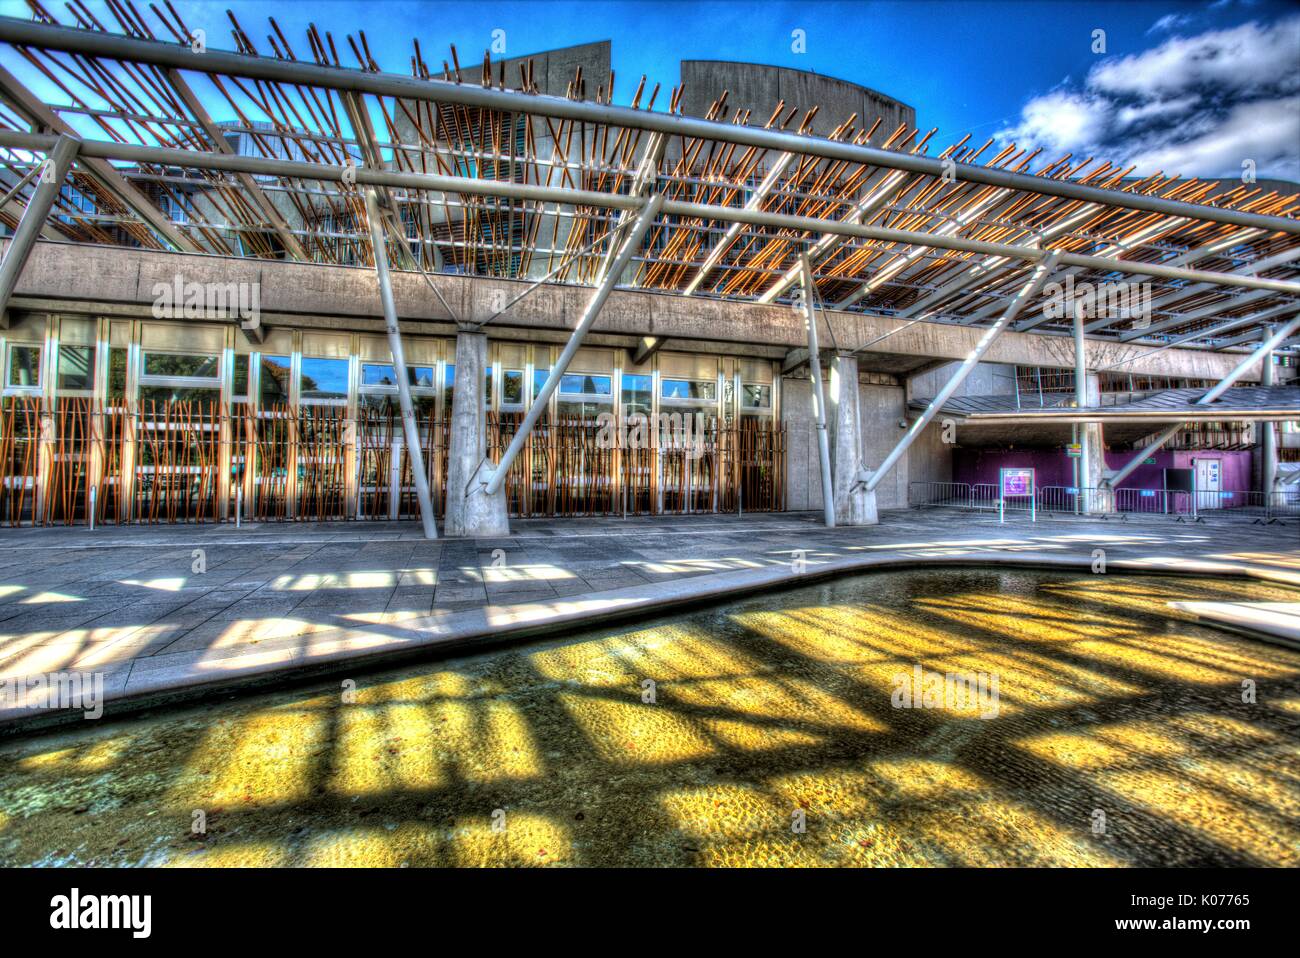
[911,385,1300,427]
[3,238,1275,381]
[951,409,1300,425]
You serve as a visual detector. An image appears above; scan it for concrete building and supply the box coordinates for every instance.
[0,16,1297,535]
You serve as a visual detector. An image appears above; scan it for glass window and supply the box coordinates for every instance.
[233,355,250,398]
[362,363,433,388]
[6,344,40,388]
[360,393,436,418]
[443,363,455,412]
[622,373,652,417]
[485,364,493,405]
[56,344,93,391]
[560,374,612,396]
[138,385,221,406]
[300,357,348,401]
[5,344,41,389]
[502,369,524,406]
[143,352,218,379]
[741,384,771,408]
[260,355,291,406]
[363,363,397,387]
[556,399,609,420]
[108,348,128,399]
[533,368,549,399]
[661,378,716,401]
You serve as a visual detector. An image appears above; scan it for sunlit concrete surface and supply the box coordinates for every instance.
[0,510,1297,722]
[0,568,1297,867]
[1167,601,1300,647]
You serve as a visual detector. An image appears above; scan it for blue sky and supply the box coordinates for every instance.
[2,0,1297,178]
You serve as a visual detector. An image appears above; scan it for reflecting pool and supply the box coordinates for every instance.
[2,568,1298,866]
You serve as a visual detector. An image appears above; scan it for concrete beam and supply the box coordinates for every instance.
[782,347,810,375]
[631,335,665,365]
[6,240,1280,382]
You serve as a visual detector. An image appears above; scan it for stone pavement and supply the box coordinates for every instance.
[0,508,1296,727]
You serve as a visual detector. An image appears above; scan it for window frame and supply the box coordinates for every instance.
[298,355,351,406]
[3,342,43,395]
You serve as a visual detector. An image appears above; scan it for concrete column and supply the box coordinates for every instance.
[445,328,509,537]
[1078,372,1110,512]
[829,353,877,525]
[35,408,54,524]
[1259,340,1279,504]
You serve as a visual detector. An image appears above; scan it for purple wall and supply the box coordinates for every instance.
[954,448,1254,492]
[1101,449,1253,493]
[953,449,1079,489]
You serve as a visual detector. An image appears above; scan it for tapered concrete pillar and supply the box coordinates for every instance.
[829,353,878,525]
[1259,341,1279,503]
[1078,372,1111,512]
[445,328,510,537]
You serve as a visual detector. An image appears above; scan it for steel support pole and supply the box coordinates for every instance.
[865,252,1061,494]
[0,134,78,323]
[485,193,664,497]
[364,187,437,539]
[800,252,836,527]
[1073,299,1093,513]
[1107,315,1300,489]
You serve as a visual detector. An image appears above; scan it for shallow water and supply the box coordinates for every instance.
[2,568,1298,867]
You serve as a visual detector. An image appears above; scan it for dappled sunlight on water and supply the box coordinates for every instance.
[1,569,1298,867]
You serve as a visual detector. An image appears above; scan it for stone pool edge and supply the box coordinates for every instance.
[3,550,1297,737]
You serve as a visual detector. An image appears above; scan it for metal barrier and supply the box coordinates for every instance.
[1113,487,1183,518]
[909,480,976,510]
[1037,485,1082,515]
[1270,488,1300,523]
[908,481,999,513]
[909,480,1296,526]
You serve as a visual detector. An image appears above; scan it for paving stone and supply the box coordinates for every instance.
[0,509,1292,718]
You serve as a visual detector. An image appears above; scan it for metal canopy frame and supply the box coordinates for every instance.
[0,6,1294,363]
[1106,315,1300,489]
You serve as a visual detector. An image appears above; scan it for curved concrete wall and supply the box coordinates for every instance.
[680,60,915,138]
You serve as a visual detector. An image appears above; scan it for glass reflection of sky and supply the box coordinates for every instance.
[362,363,433,388]
[301,357,348,396]
[560,374,611,395]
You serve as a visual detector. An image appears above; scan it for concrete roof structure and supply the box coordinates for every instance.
[0,6,1295,363]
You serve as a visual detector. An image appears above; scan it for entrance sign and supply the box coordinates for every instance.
[998,467,1036,523]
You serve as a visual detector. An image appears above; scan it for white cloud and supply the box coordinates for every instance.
[1148,13,1192,35]
[997,15,1300,180]
[1090,17,1300,99]
[1126,96,1300,179]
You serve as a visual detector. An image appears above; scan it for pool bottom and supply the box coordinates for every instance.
[1,568,1298,867]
